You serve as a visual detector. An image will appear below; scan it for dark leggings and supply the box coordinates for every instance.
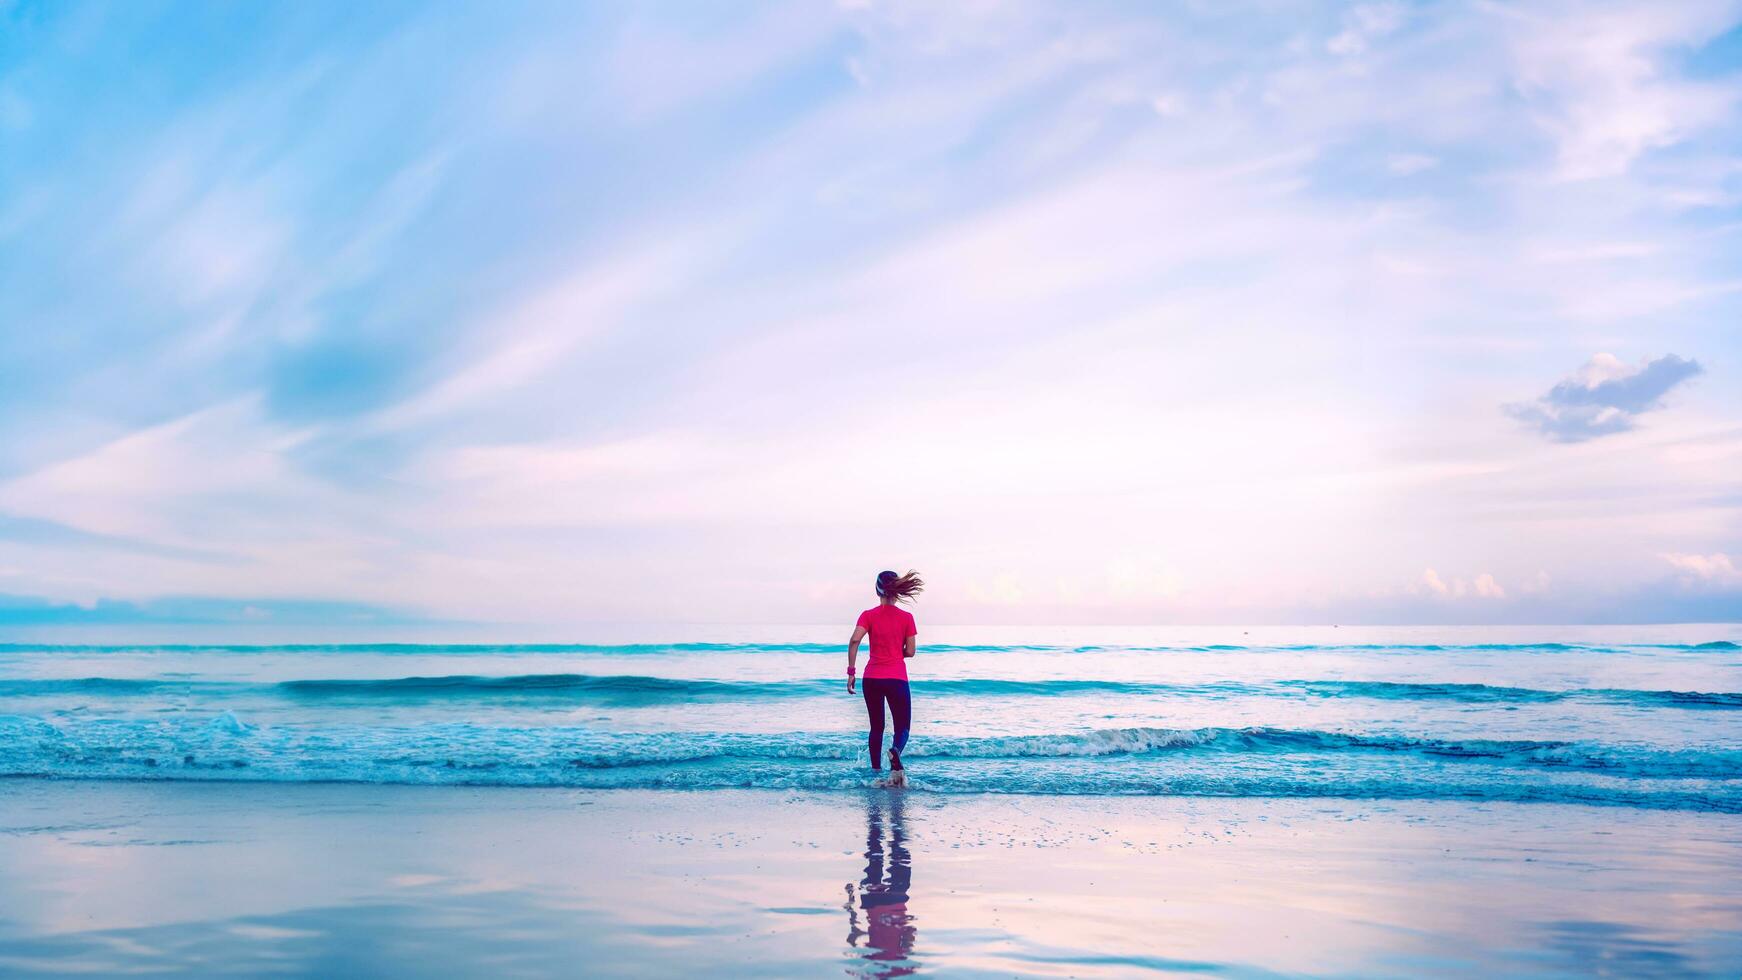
[862,678,911,770]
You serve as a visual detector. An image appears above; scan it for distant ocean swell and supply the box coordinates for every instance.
[1,641,1736,654]
[3,675,1738,709]
[2,716,1738,811]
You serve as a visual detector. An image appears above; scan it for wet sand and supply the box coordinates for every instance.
[1,781,1739,976]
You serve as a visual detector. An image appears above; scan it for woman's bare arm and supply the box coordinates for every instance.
[904,634,916,658]
[848,626,867,691]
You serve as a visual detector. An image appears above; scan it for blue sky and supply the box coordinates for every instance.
[1,0,1740,628]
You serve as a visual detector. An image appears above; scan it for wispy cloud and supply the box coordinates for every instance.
[1502,1,1742,180]
[1385,153,1438,175]
[1326,3,1407,57]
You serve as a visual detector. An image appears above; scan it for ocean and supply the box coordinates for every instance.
[4,625,1739,812]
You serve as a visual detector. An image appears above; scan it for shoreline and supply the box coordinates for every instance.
[4,780,1740,976]
[2,772,1737,815]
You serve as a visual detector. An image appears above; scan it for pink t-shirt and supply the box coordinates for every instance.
[856,605,917,680]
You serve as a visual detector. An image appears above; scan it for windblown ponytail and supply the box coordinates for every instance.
[875,569,924,603]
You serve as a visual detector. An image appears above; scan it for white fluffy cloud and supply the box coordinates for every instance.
[1663,552,1741,584]
[1413,569,1507,600]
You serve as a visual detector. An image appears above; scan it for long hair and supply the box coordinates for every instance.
[875,569,924,604]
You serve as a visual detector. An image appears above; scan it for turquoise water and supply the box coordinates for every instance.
[3,628,1740,810]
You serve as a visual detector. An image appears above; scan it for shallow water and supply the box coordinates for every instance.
[3,625,1740,810]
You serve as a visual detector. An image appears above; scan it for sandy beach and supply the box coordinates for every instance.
[2,780,1739,977]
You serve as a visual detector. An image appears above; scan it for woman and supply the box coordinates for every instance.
[847,570,923,786]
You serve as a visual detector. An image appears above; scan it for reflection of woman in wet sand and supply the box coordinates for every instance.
[844,794,916,977]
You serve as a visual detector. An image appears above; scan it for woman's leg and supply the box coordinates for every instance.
[887,680,911,769]
[862,680,887,769]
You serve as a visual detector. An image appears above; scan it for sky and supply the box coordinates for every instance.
[1,0,1740,630]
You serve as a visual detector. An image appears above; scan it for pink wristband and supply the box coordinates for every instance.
[847,667,856,676]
